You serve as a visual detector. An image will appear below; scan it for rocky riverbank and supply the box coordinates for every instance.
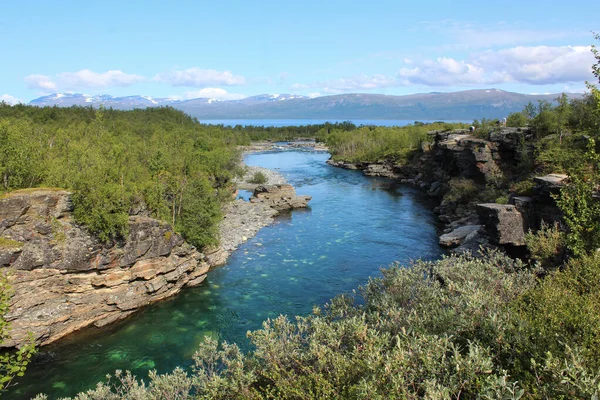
[0,174,311,348]
[327,127,565,255]
[211,184,311,266]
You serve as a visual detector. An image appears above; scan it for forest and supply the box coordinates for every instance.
[0,105,244,248]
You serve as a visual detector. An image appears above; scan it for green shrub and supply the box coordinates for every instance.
[517,253,600,371]
[554,139,600,256]
[510,179,535,196]
[444,178,479,204]
[248,171,267,185]
[525,222,566,270]
[0,106,238,249]
[506,112,529,127]
[494,195,509,204]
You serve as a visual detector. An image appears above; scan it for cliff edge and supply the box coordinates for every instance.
[0,189,209,347]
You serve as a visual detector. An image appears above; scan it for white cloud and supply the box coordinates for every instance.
[0,94,23,104]
[25,74,57,91]
[397,45,595,87]
[308,92,321,98]
[475,46,593,85]
[155,68,245,87]
[182,88,247,101]
[58,70,144,88]
[397,58,487,86]
[25,70,144,92]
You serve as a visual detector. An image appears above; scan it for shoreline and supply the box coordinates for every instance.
[208,144,316,266]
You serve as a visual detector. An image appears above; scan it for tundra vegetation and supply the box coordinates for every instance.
[2,35,600,399]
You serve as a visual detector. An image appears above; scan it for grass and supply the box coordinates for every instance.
[0,237,24,249]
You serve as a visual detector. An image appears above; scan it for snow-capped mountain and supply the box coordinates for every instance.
[27,90,581,120]
[28,93,183,108]
[28,93,309,109]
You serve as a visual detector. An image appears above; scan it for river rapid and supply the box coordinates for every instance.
[9,149,442,399]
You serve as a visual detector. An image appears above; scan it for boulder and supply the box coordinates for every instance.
[511,196,535,232]
[363,163,398,178]
[476,204,526,246]
[533,174,569,196]
[250,184,311,211]
[439,225,484,248]
[326,159,360,170]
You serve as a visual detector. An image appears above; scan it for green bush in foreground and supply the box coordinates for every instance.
[33,251,600,399]
[525,221,566,270]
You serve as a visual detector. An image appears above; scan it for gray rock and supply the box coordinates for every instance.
[512,196,535,232]
[533,174,569,194]
[476,203,526,246]
[363,163,397,178]
[218,200,278,253]
[439,225,484,248]
[251,184,311,211]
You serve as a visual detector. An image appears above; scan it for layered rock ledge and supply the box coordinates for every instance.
[0,189,209,347]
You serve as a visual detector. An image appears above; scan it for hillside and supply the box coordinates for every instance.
[27,90,580,120]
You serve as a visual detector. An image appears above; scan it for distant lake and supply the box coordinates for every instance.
[200,119,470,127]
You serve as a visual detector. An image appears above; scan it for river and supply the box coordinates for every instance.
[8,149,443,399]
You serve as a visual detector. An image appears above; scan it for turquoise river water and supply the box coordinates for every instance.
[8,149,443,399]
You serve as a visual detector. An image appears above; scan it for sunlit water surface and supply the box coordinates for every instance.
[9,150,442,399]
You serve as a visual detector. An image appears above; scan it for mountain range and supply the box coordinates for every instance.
[28,90,579,120]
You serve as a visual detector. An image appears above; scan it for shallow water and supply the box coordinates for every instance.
[8,150,442,399]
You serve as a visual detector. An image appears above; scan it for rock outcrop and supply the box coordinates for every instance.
[439,225,484,248]
[250,184,311,211]
[0,189,209,347]
[476,204,527,246]
[1,181,313,347]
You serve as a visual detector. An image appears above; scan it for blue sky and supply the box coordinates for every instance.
[1,0,598,103]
